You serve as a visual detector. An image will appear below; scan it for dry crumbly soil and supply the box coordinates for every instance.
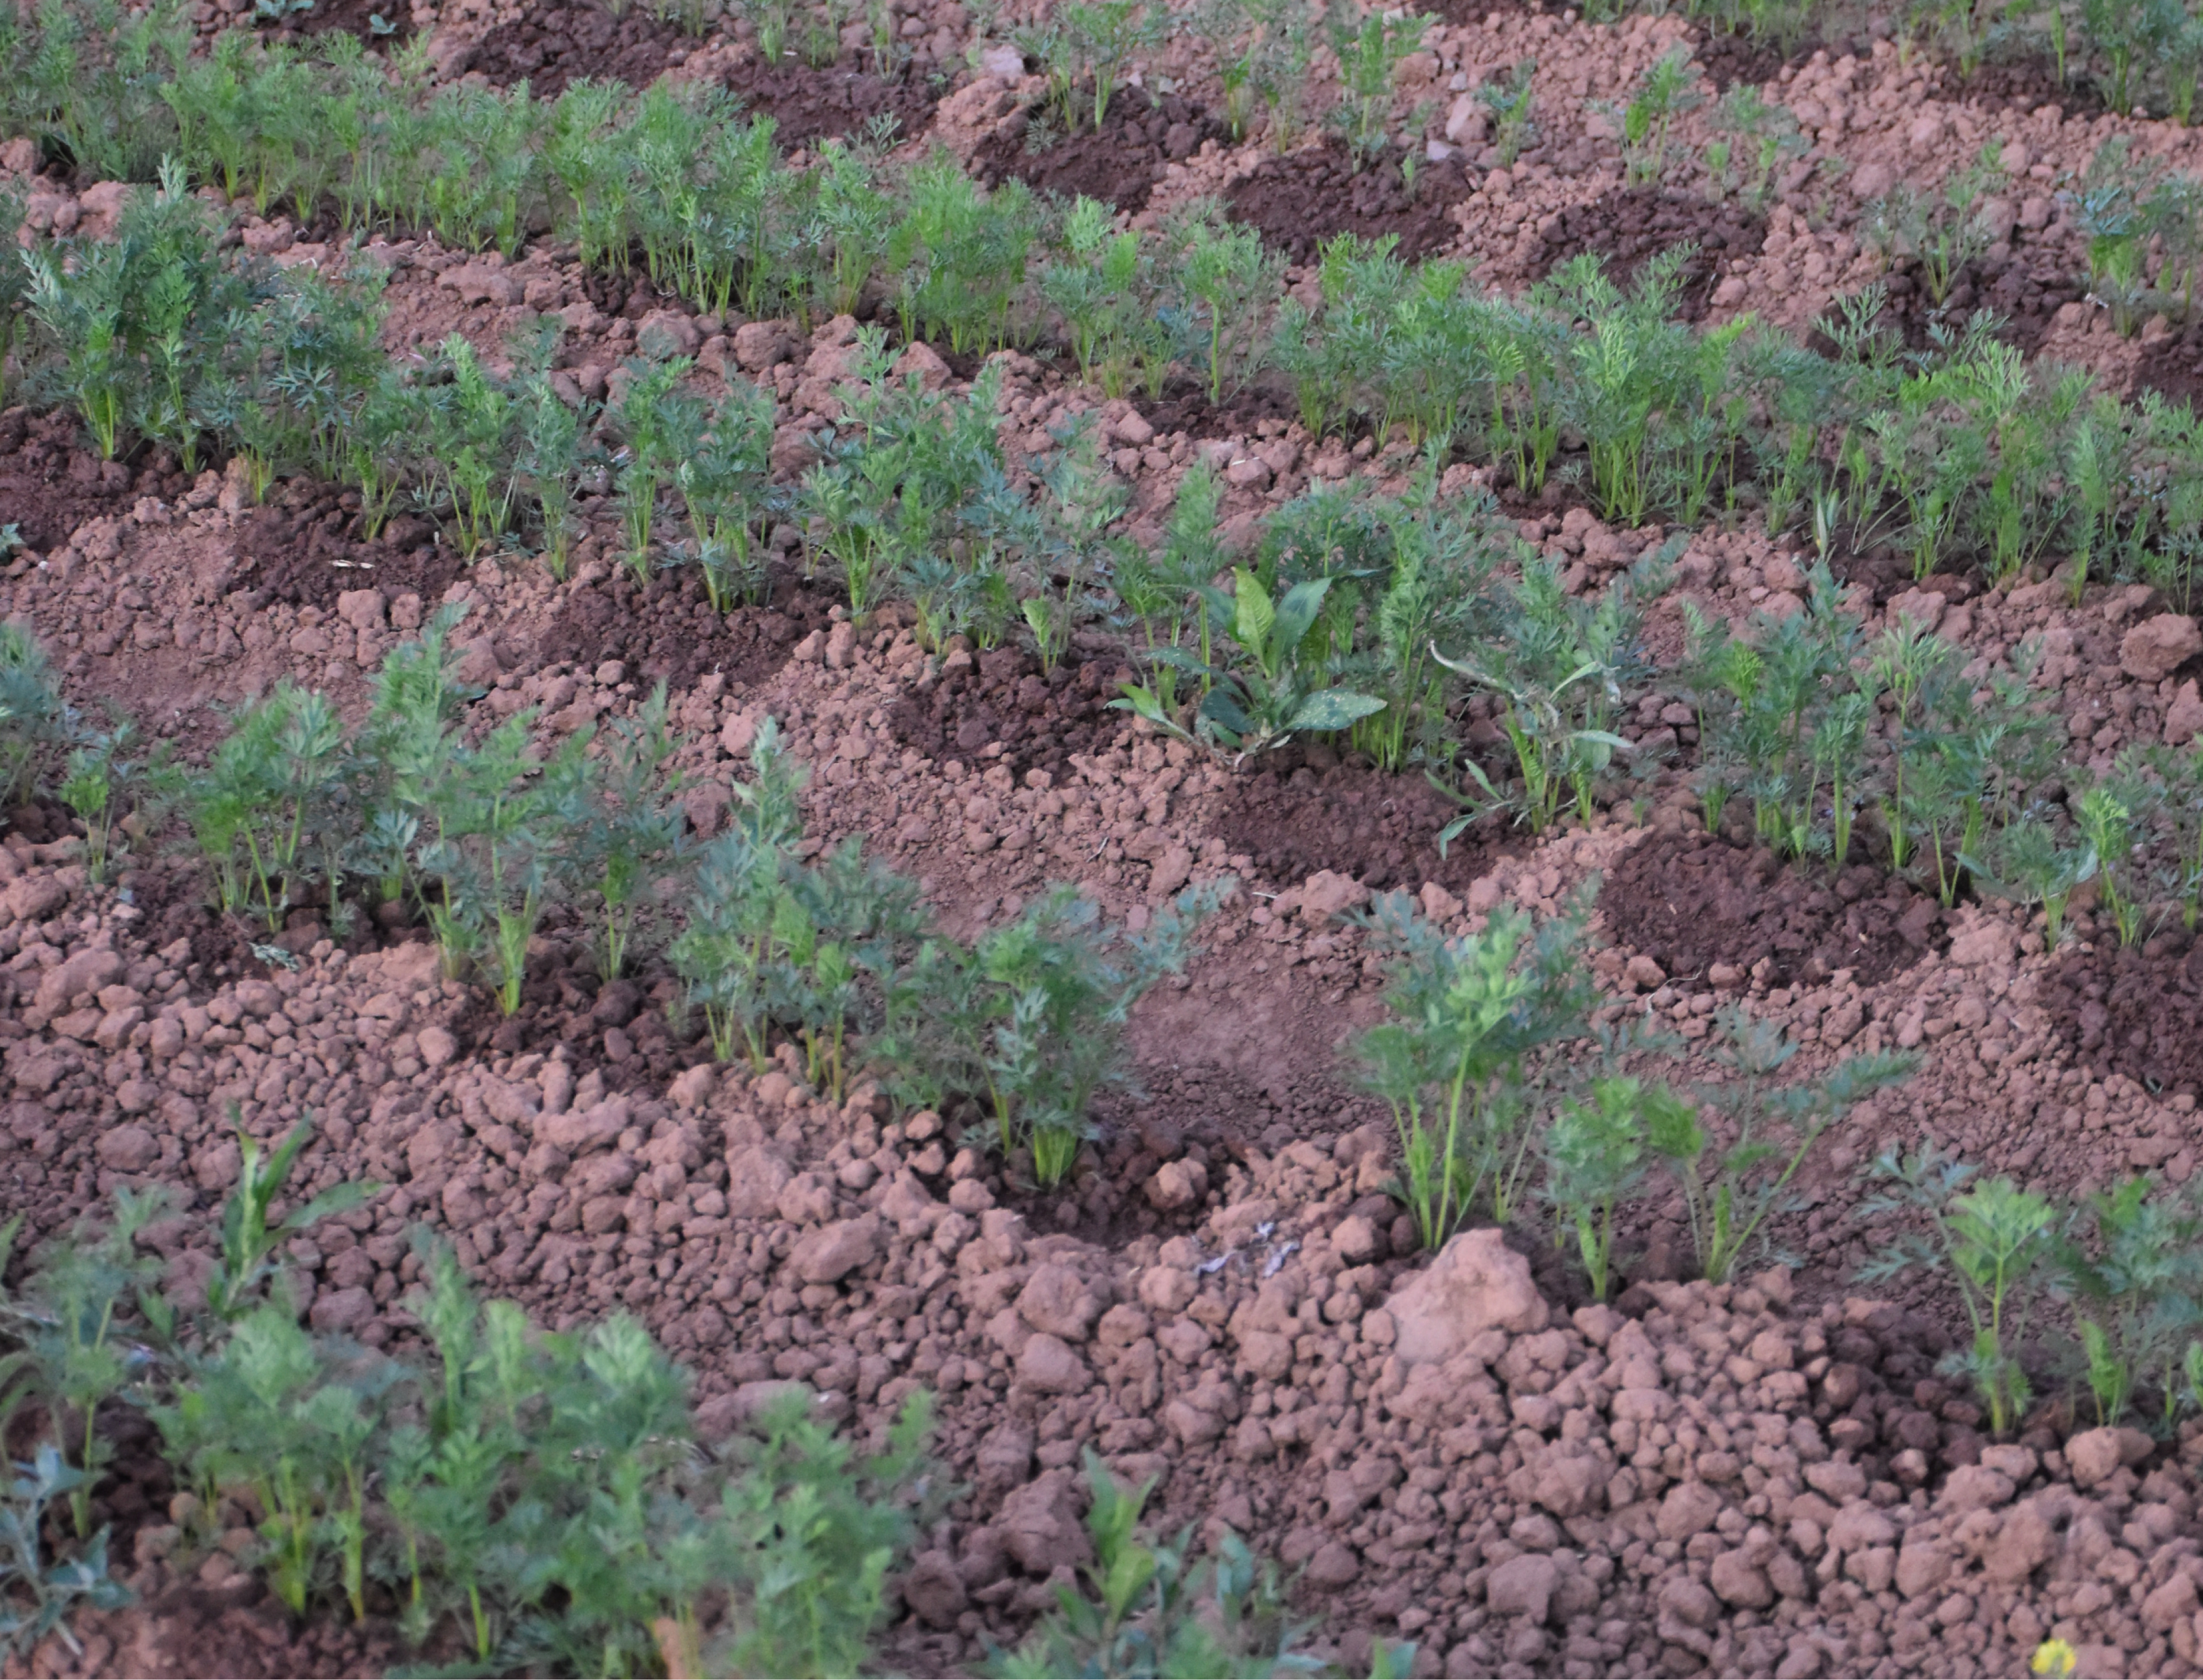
[14,3,2203,1677]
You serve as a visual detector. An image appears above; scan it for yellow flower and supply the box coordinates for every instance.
[2031,1639,2078,1678]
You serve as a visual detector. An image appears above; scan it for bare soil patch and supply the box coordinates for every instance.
[234,487,458,613]
[535,567,832,693]
[970,87,1221,213]
[0,409,141,552]
[1211,755,1517,895]
[466,2,696,97]
[1223,139,1471,266]
[1600,825,1952,987]
[886,647,1130,781]
[1530,185,1766,322]
[2041,928,2203,1096]
[726,54,947,149]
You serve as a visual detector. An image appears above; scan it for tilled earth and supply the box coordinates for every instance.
[11,2,2203,1676]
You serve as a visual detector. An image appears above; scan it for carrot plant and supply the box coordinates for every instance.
[1653,1011,1913,1285]
[1860,1148,2059,1436]
[2054,1177,2203,1428]
[0,627,72,811]
[882,883,1218,1186]
[1544,1076,1667,1301]
[1355,889,1595,1245]
[1328,5,1430,166]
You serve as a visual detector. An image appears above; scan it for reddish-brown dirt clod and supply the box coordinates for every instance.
[1600,825,1954,988]
[1223,139,1473,266]
[970,87,1223,213]
[0,409,137,553]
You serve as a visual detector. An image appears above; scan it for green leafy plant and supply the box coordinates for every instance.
[1435,551,1662,835]
[1118,568,1385,763]
[58,717,146,885]
[1544,1076,1667,1301]
[1355,889,1595,1246]
[1168,208,1283,405]
[203,1111,379,1323]
[556,684,687,981]
[1616,48,1700,186]
[1327,4,1430,164]
[2054,1177,2203,1428]
[174,683,346,932]
[0,1445,132,1659]
[0,626,71,812]
[1860,1148,2058,1435]
[1476,60,1536,167]
[994,1451,1319,1679]
[885,884,1219,1186]
[1652,1012,1914,1284]
[0,1194,170,1541]
[1962,812,2097,948]
[154,1301,397,1619]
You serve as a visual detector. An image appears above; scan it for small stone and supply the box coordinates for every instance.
[901,1551,967,1627]
[1145,1158,1206,1211]
[1658,1574,1719,1630]
[2167,678,2203,746]
[308,1286,376,1335]
[1710,1549,1773,1608]
[1623,953,1666,991]
[415,1025,457,1067]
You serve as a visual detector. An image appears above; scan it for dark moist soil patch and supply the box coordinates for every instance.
[1601,827,1951,988]
[726,54,945,150]
[1224,139,1471,266]
[1935,55,2109,119]
[0,408,136,552]
[466,2,695,98]
[970,87,1220,214]
[1127,374,1311,442]
[1688,25,1835,92]
[536,569,832,692]
[1211,756,1515,895]
[2041,928,2203,1096]
[1846,258,2085,359]
[1529,187,1766,322]
[450,952,712,1091]
[233,482,459,612]
[2127,319,2203,409]
[887,647,1128,781]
